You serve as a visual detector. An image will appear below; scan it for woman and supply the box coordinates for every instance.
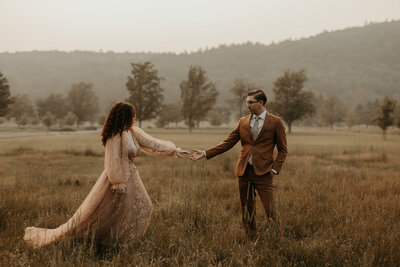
[24,101,188,248]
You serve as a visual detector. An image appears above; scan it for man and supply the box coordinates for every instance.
[189,89,287,241]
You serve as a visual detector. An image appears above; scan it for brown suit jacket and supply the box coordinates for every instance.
[205,112,287,176]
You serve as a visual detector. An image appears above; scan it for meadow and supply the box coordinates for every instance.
[0,128,399,266]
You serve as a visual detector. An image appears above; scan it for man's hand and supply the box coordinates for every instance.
[188,148,205,161]
[176,148,190,158]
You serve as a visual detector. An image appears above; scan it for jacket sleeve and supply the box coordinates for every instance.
[104,134,128,185]
[130,126,177,157]
[205,121,240,159]
[272,118,288,173]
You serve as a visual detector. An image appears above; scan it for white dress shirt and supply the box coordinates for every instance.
[250,109,267,135]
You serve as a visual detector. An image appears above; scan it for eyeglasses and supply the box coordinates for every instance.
[246,100,260,105]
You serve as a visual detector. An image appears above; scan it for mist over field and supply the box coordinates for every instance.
[1,21,399,109]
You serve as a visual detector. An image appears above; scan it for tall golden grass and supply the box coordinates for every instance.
[0,129,399,266]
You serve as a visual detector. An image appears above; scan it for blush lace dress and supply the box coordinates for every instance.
[24,126,177,248]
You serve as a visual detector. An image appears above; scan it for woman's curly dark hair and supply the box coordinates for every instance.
[101,101,136,146]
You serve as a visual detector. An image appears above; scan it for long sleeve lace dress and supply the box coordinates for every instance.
[23,126,177,248]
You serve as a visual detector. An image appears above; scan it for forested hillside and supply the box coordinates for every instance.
[0,20,399,110]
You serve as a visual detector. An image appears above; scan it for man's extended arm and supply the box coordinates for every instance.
[189,121,241,161]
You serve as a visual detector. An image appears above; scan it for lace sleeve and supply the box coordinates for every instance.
[130,126,177,157]
[104,134,128,185]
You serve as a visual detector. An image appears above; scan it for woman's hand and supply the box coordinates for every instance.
[111,183,127,194]
[176,148,190,158]
[188,148,205,161]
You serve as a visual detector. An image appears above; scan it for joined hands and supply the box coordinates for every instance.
[188,148,205,161]
[176,148,190,158]
[176,148,205,160]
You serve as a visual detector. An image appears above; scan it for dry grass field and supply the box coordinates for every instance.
[0,128,399,266]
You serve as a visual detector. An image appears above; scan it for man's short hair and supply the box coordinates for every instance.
[247,89,267,105]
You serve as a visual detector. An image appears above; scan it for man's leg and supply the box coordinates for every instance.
[252,172,282,237]
[238,165,257,240]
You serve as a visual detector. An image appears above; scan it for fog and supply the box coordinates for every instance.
[1,0,399,53]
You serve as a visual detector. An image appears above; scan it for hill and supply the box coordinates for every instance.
[1,20,399,110]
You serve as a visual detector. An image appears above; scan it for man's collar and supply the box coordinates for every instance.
[252,109,267,120]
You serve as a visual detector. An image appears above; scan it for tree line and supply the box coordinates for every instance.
[0,72,99,129]
[1,64,399,138]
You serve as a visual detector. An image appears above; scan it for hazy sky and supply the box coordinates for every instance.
[1,0,399,53]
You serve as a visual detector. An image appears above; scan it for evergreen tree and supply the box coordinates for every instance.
[0,71,13,117]
[126,62,164,127]
[373,97,397,139]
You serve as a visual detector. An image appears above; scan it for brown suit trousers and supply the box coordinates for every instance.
[238,163,281,240]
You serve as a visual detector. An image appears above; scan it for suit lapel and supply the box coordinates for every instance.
[244,114,253,142]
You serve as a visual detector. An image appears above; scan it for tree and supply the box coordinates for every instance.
[180,66,219,132]
[67,82,100,128]
[36,94,69,119]
[226,78,256,120]
[356,100,379,127]
[41,112,56,129]
[395,105,400,128]
[345,109,357,129]
[373,97,397,139]
[126,62,164,127]
[8,94,36,124]
[0,71,13,117]
[320,95,346,129]
[155,102,182,128]
[16,113,30,127]
[97,114,106,127]
[207,106,231,126]
[63,111,78,126]
[268,69,316,133]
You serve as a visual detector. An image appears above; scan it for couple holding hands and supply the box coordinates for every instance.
[24,89,287,248]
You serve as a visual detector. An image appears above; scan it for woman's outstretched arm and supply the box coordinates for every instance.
[130,126,182,157]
